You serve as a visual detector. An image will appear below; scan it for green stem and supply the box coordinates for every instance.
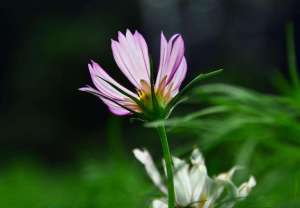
[286,22,300,89]
[157,124,175,208]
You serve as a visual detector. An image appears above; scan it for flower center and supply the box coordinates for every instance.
[124,78,174,115]
[182,194,209,208]
[137,80,152,105]
[138,77,173,106]
[197,194,209,208]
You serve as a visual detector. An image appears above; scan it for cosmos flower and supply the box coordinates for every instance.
[79,30,187,119]
[133,148,256,208]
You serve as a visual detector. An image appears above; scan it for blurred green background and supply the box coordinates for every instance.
[1,0,300,207]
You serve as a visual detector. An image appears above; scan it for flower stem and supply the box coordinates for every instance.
[286,22,300,89]
[157,124,175,208]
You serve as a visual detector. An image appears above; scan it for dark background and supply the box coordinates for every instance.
[1,0,300,165]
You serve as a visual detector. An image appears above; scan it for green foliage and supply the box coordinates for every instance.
[147,81,300,207]
[143,23,300,207]
[2,19,299,208]
[0,159,150,208]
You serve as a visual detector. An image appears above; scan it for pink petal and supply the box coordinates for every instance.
[170,57,187,97]
[156,32,168,87]
[80,60,138,116]
[166,35,185,83]
[79,86,131,116]
[88,60,137,99]
[105,100,132,115]
[155,33,185,88]
[111,30,150,89]
[134,31,150,76]
[111,40,139,87]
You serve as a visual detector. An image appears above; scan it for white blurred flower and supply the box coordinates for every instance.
[133,148,256,208]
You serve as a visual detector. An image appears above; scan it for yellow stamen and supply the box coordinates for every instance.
[198,194,208,208]
[138,80,151,101]
[126,78,175,112]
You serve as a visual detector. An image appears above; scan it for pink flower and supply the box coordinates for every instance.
[80,30,187,118]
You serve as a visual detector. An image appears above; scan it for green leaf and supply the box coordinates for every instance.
[166,69,223,112]
[286,22,300,89]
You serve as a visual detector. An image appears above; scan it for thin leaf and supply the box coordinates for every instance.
[286,22,300,89]
[167,69,223,111]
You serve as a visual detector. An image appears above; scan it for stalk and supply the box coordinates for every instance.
[157,124,175,208]
[286,22,300,89]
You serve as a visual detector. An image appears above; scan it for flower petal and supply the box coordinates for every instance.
[152,199,168,208]
[111,30,150,89]
[200,177,222,208]
[190,148,205,165]
[156,33,185,89]
[189,149,207,203]
[88,60,137,99]
[172,156,192,206]
[216,166,239,182]
[79,86,131,115]
[133,148,167,193]
[208,166,240,203]
[79,60,138,115]
[238,176,256,197]
[134,31,150,76]
[170,57,187,97]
